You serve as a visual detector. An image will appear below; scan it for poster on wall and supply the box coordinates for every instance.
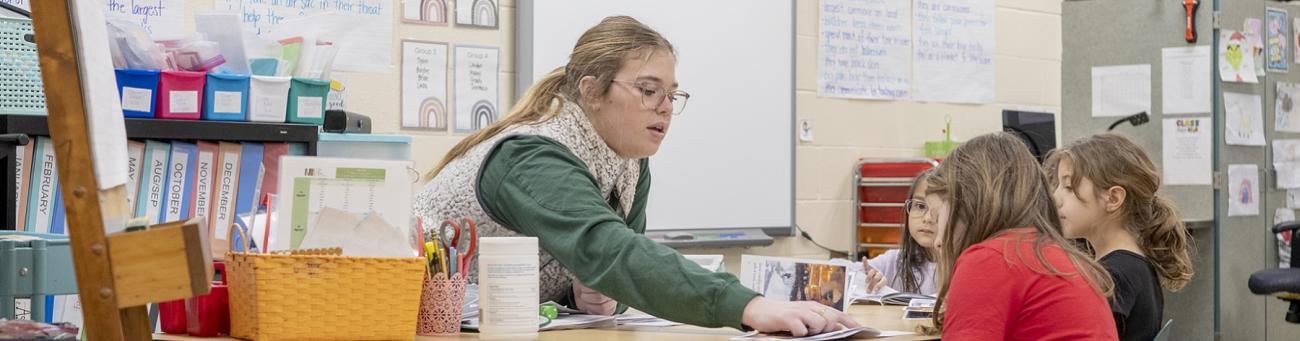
[1277,82,1300,132]
[0,0,28,11]
[1224,92,1265,146]
[1228,164,1260,217]
[911,0,996,104]
[454,45,500,133]
[456,0,498,28]
[1221,30,1260,83]
[214,0,394,72]
[1267,7,1289,73]
[401,40,449,131]
[817,0,912,100]
[403,0,449,25]
[1247,18,1267,76]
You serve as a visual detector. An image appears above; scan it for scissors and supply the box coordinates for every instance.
[439,218,478,275]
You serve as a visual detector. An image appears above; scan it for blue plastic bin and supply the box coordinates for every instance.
[115,68,160,118]
[203,73,251,121]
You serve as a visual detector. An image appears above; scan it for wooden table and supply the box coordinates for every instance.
[154,304,937,340]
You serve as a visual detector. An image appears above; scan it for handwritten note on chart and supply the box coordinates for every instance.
[454,45,499,133]
[0,0,27,11]
[817,0,912,100]
[214,0,393,72]
[3,0,186,37]
[912,0,995,104]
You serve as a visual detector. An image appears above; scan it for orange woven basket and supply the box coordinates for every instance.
[227,248,425,340]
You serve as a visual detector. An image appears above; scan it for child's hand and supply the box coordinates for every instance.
[861,256,885,293]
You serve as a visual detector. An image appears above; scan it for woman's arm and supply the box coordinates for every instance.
[477,136,758,329]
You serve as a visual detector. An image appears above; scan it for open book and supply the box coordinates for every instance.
[849,286,936,306]
[738,255,854,311]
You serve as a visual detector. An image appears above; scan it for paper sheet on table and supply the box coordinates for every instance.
[1162,46,1212,115]
[616,314,682,328]
[732,326,882,341]
[1091,64,1151,117]
[1225,92,1266,146]
[1229,164,1261,217]
[1163,118,1212,185]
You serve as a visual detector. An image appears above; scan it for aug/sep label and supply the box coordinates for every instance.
[121,87,152,112]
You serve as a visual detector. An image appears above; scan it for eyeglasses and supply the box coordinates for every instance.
[612,79,690,115]
[904,199,929,218]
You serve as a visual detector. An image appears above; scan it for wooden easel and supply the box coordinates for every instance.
[28,1,211,340]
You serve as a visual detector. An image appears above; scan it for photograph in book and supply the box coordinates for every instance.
[739,255,852,311]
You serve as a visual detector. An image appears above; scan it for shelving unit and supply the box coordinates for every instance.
[1,114,320,230]
[850,158,937,260]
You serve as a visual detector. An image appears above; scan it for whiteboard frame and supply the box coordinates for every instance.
[516,1,795,236]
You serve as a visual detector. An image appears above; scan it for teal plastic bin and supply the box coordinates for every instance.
[0,231,76,322]
[286,77,328,125]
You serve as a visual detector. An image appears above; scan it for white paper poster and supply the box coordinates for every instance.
[1162,118,1212,185]
[456,0,498,28]
[1229,164,1261,217]
[70,0,131,195]
[1275,139,1300,189]
[1224,92,1266,146]
[817,0,912,100]
[1222,30,1261,83]
[1278,82,1300,132]
[1162,46,1212,115]
[1091,64,1151,117]
[454,45,500,133]
[214,0,393,72]
[912,0,995,104]
[1290,190,1300,209]
[401,40,449,130]
[1268,8,1290,72]
[103,0,187,36]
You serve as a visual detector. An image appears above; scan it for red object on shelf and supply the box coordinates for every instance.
[186,262,229,337]
[852,158,938,259]
[159,300,187,334]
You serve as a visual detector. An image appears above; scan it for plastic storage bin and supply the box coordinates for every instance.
[316,133,412,161]
[247,76,290,123]
[114,69,160,118]
[156,70,206,120]
[203,73,250,121]
[285,77,328,125]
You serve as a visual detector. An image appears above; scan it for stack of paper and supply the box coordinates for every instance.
[296,208,416,257]
[616,314,682,328]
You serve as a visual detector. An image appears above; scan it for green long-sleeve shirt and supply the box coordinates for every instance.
[477,135,760,329]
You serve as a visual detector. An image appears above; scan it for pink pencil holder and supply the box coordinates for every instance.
[417,273,467,337]
[156,70,206,120]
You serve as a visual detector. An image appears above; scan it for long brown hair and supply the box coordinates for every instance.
[896,169,936,293]
[1045,133,1195,291]
[421,16,674,182]
[925,132,1113,332]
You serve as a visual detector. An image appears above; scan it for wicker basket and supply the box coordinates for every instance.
[227,248,426,340]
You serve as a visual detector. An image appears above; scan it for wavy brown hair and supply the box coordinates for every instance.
[422,16,673,181]
[924,132,1113,332]
[1045,133,1195,291]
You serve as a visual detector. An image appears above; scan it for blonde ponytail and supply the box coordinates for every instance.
[1143,196,1194,291]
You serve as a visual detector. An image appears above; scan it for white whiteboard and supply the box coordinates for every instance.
[518,0,794,233]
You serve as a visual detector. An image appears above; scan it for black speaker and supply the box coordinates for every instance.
[323,110,372,133]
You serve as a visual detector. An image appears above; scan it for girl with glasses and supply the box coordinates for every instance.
[859,169,940,296]
[413,16,856,337]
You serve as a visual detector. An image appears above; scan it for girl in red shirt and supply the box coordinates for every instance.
[921,132,1118,340]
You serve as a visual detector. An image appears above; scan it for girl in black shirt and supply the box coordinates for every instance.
[1046,133,1195,341]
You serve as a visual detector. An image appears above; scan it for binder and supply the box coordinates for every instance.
[125,140,145,214]
[25,137,57,233]
[210,142,243,259]
[163,142,198,223]
[136,140,172,225]
[191,141,219,221]
[15,140,33,231]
